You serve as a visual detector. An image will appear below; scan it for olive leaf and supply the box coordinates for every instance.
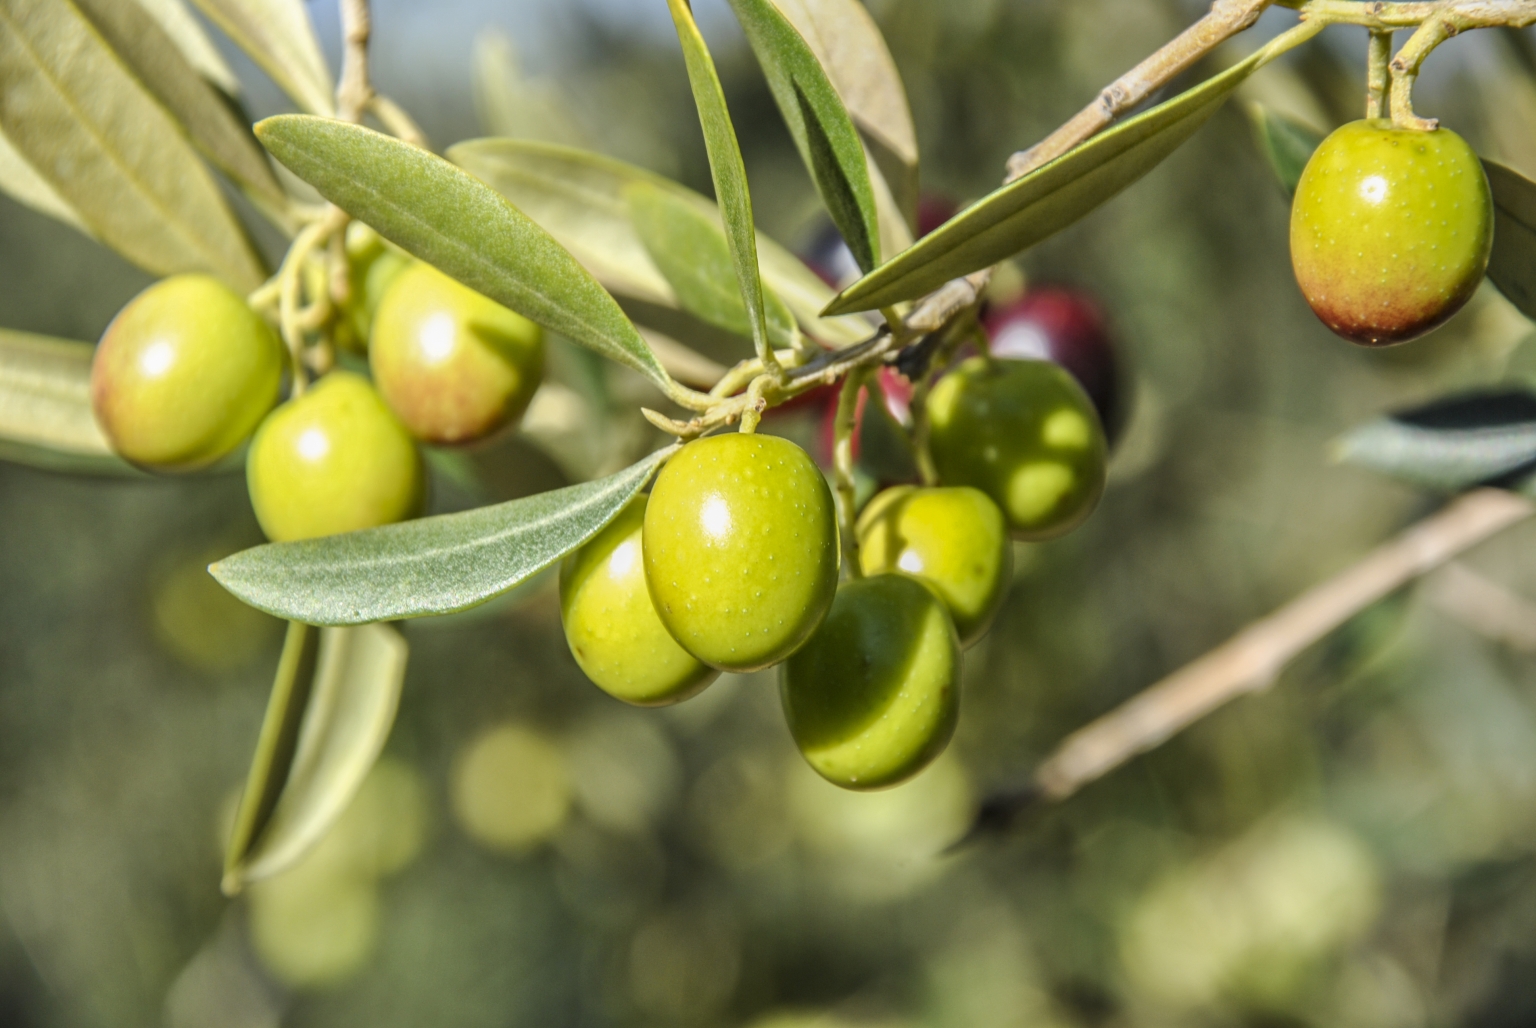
[72,0,286,207]
[667,0,776,365]
[210,446,674,625]
[184,0,333,115]
[1483,159,1536,322]
[255,115,672,390]
[824,47,1274,314]
[0,0,266,290]
[472,29,589,148]
[770,0,918,227]
[222,621,408,893]
[0,124,87,232]
[133,0,240,95]
[727,0,882,274]
[1334,391,1536,493]
[627,181,798,348]
[445,138,871,347]
[1247,103,1323,198]
[0,327,139,474]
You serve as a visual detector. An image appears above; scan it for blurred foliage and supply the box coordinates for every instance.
[7,1,1536,1027]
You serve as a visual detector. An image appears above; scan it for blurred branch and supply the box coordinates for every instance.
[1424,560,1536,653]
[964,488,1534,841]
[337,0,373,125]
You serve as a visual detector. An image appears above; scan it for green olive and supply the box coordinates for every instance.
[643,433,839,672]
[1291,119,1492,346]
[334,230,411,354]
[89,274,282,470]
[560,496,719,706]
[246,371,423,542]
[927,356,1106,540]
[780,574,960,790]
[369,263,544,444]
[856,485,1011,646]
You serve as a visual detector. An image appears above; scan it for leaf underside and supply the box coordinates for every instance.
[445,138,871,347]
[254,115,669,388]
[1248,102,1324,198]
[223,621,408,892]
[0,327,139,475]
[825,48,1269,315]
[1336,391,1536,493]
[210,447,674,625]
[184,0,334,115]
[1484,159,1536,323]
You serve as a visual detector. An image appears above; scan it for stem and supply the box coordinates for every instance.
[337,0,374,124]
[737,375,772,434]
[833,369,868,577]
[964,489,1534,837]
[1368,29,1393,118]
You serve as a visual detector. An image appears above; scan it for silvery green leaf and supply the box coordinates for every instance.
[185,0,333,115]
[0,327,139,475]
[0,124,87,232]
[471,29,589,148]
[255,115,672,389]
[1335,391,1536,492]
[728,0,882,274]
[0,0,266,289]
[1247,102,1323,198]
[223,621,408,892]
[210,446,674,625]
[1484,159,1536,322]
[132,0,239,94]
[445,138,871,347]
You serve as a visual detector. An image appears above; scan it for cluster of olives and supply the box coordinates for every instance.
[560,354,1107,791]
[88,232,545,541]
[1290,119,1493,346]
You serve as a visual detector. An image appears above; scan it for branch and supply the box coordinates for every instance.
[964,488,1534,840]
[337,0,373,125]
[1423,560,1536,654]
[1390,0,1536,128]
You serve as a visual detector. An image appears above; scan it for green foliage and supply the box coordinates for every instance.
[1335,392,1536,493]
[254,115,674,391]
[728,0,882,274]
[626,180,798,348]
[446,138,870,346]
[0,327,138,474]
[825,45,1276,314]
[665,0,777,365]
[184,0,334,115]
[224,621,408,892]
[0,0,266,289]
[1485,159,1536,322]
[1247,103,1324,198]
[210,447,675,624]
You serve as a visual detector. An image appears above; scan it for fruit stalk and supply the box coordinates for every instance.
[832,368,868,577]
[1367,29,1392,118]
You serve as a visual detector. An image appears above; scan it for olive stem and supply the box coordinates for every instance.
[964,488,1534,836]
[1368,29,1393,118]
[737,375,771,434]
[833,368,869,577]
[368,95,430,149]
[337,0,374,125]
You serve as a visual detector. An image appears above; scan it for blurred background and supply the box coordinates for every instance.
[8,0,1536,1025]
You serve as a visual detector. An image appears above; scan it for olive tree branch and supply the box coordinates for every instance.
[1368,29,1392,117]
[963,488,1534,840]
[833,369,869,575]
[1388,0,1536,128]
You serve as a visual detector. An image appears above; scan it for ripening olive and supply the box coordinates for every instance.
[560,496,719,706]
[90,274,282,470]
[781,574,960,790]
[1290,119,1492,346]
[246,371,422,542]
[927,357,1106,540]
[856,486,1011,647]
[643,433,839,672]
[369,263,544,444]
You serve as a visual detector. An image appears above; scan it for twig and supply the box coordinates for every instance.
[337,0,374,124]
[833,369,869,575]
[1423,560,1536,653]
[963,489,1534,840]
[1385,1,1536,128]
[1368,29,1393,118]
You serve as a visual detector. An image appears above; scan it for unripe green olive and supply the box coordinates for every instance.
[560,496,719,706]
[369,263,544,444]
[781,574,960,790]
[643,433,839,672]
[1291,119,1492,346]
[334,226,410,353]
[927,357,1106,540]
[90,274,282,470]
[246,371,422,542]
[856,485,1011,647]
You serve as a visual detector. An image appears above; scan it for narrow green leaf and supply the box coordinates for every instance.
[223,621,408,892]
[445,138,871,347]
[0,123,87,231]
[0,327,140,475]
[0,0,265,290]
[184,0,333,115]
[1335,391,1536,492]
[1247,102,1323,198]
[626,180,798,348]
[133,0,240,95]
[824,49,1270,314]
[255,115,671,389]
[771,0,917,223]
[1484,159,1536,322]
[471,29,589,147]
[210,446,675,625]
[728,0,882,274]
[72,0,286,206]
[667,0,775,366]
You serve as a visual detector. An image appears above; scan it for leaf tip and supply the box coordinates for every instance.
[220,869,245,897]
